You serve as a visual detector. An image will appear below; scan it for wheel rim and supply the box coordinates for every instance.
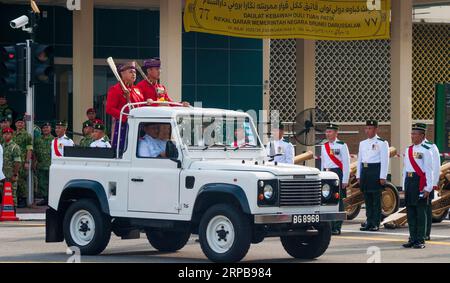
[432,209,447,219]
[382,187,396,215]
[69,209,96,246]
[345,204,359,216]
[206,215,235,254]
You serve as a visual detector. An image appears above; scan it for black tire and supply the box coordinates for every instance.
[198,204,252,263]
[145,229,191,252]
[381,182,400,219]
[345,204,362,220]
[280,223,331,259]
[432,209,448,223]
[63,199,111,255]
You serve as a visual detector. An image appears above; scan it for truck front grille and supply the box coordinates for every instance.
[279,179,322,206]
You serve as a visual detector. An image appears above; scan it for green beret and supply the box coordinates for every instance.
[41,122,52,129]
[83,121,94,129]
[94,123,105,131]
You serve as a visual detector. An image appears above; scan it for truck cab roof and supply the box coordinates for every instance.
[129,106,250,119]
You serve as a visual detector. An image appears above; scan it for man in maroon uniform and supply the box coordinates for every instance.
[137,58,189,107]
[106,61,144,152]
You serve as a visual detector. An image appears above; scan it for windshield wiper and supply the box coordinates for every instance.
[202,143,228,151]
[233,144,259,151]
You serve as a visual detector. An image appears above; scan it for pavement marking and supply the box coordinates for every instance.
[0,223,45,227]
[338,236,450,247]
[342,229,450,239]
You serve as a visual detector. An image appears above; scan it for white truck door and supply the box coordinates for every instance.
[128,120,181,214]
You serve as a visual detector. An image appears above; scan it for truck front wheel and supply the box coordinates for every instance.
[199,204,252,263]
[63,199,111,255]
[280,223,331,259]
[145,229,191,252]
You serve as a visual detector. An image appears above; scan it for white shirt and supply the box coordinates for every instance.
[356,135,390,179]
[0,144,5,180]
[402,143,434,192]
[51,135,75,158]
[423,139,440,187]
[320,139,351,184]
[138,134,162,157]
[266,139,294,164]
[90,137,111,148]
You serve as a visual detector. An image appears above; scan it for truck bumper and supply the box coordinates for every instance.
[254,212,347,224]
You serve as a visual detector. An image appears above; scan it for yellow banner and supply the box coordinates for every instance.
[184,0,390,40]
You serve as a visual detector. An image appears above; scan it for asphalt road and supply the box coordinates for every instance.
[1,211,450,263]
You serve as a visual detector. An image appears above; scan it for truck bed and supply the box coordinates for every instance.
[64,146,117,159]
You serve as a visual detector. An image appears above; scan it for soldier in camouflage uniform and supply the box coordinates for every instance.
[0,117,12,144]
[79,121,94,147]
[1,127,21,207]
[12,116,33,208]
[33,122,54,206]
[0,94,15,124]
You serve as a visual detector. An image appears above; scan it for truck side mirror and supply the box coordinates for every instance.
[165,140,179,159]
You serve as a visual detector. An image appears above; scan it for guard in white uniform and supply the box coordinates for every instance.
[357,120,390,231]
[51,121,74,158]
[320,123,350,235]
[421,127,441,241]
[402,123,434,249]
[266,123,294,164]
[90,124,111,148]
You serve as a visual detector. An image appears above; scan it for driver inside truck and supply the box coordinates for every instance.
[154,124,172,158]
[137,123,160,158]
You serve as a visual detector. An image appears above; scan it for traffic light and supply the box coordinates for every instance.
[0,45,26,92]
[31,43,53,84]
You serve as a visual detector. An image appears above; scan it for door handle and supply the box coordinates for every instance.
[131,178,144,182]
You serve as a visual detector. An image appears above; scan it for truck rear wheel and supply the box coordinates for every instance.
[381,183,400,219]
[199,204,252,263]
[145,229,191,252]
[63,199,111,255]
[280,223,331,259]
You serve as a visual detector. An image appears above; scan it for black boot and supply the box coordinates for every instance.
[36,199,48,206]
[17,198,27,208]
[402,241,415,248]
[413,241,425,249]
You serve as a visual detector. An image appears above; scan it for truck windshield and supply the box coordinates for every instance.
[176,115,261,150]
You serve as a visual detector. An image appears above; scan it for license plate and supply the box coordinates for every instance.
[292,214,320,224]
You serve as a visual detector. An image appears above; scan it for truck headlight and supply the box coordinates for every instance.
[322,183,331,198]
[257,179,279,206]
[263,184,274,200]
[321,179,340,205]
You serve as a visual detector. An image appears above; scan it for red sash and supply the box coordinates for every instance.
[325,142,343,170]
[408,145,426,192]
[53,138,62,157]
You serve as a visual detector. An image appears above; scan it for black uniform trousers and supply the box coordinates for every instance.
[360,163,382,228]
[405,173,429,243]
[426,190,434,237]
[326,168,345,231]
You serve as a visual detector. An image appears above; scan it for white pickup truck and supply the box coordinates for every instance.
[46,103,345,262]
